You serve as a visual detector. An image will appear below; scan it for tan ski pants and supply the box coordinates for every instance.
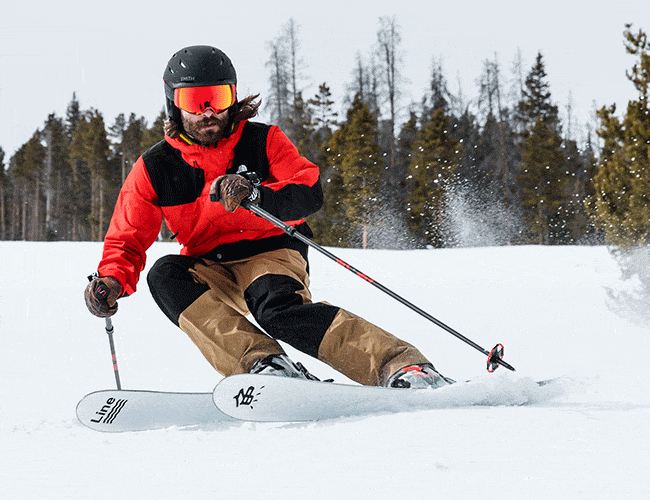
[150,249,430,386]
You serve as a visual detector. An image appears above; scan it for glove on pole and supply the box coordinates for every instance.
[241,200,515,372]
[87,275,123,389]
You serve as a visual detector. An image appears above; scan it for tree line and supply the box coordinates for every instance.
[1,19,648,250]
[0,98,166,242]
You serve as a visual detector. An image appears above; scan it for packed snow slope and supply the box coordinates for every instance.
[1,242,649,499]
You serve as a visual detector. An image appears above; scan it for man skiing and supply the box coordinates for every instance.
[84,45,451,389]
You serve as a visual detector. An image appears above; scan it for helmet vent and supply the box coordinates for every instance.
[180,61,187,69]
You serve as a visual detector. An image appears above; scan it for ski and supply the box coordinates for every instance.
[76,389,236,432]
[212,374,560,423]
[77,376,561,431]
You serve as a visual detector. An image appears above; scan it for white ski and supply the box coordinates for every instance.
[212,374,561,423]
[76,389,236,432]
[77,376,560,431]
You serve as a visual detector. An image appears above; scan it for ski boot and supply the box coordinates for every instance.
[250,354,321,381]
[386,363,454,389]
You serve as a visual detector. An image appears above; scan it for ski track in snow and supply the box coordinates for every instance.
[2,242,649,500]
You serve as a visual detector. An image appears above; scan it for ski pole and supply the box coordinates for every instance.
[90,275,123,389]
[104,317,122,390]
[242,200,515,372]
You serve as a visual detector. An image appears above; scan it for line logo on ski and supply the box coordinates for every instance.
[90,397,128,424]
[233,385,264,409]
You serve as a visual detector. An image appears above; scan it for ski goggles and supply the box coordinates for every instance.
[173,84,236,115]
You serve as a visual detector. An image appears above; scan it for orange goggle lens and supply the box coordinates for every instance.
[174,84,236,115]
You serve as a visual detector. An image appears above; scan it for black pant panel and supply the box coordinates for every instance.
[244,274,339,358]
[147,254,209,326]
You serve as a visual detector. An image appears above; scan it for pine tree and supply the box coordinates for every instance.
[283,92,315,158]
[265,37,291,126]
[69,109,112,240]
[42,113,70,240]
[393,110,418,201]
[326,94,385,248]
[475,113,520,206]
[515,53,558,130]
[265,18,305,128]
[591,24,650,247]
[519,117,569,243]
[376,16,403,184]
[65,93,82,136]
[347,52,381,118]
[10,132,46,240]
[406,103,461,247]
[516,52,569,244]
[308,161,348,248]
[563,137,598,243]
[109,112,146,183]
[474,55,521,214]
[0,147,7,239]
[308,83,338,132]
[453,108,482,189]
[305,85,341,246]
[422,58,449,120]
[141,109,166,152]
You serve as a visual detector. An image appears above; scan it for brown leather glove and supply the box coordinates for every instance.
[85,277,122,318]
[209,174,258,212]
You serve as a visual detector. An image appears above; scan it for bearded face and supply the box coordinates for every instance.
[180,108,230,146]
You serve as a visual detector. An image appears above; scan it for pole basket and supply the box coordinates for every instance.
[487,343,505,372]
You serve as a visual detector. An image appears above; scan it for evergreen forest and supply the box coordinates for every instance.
[1,20,648,251]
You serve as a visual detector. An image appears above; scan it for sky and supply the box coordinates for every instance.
[1,0,649,161]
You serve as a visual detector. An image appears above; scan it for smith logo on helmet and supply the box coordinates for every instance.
[181,76,195,82]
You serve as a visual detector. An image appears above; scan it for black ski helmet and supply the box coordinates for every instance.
[163,45,237,125]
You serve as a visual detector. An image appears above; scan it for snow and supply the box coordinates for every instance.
[1,241,649,499]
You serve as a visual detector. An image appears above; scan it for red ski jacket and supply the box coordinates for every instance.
[97,121,323,296]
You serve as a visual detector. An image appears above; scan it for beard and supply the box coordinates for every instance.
[181,112,230,146]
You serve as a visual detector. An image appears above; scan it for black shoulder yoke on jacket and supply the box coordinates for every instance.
[229,121,271,181]
[142,121,271,207]
[142,141,205,207]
